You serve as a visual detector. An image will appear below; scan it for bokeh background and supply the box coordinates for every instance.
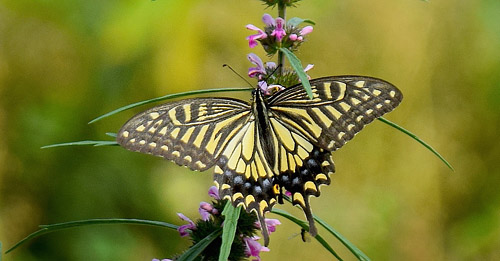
[1,0,499,260]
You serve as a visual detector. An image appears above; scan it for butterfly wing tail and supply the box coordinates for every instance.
[303,197,317,237]
[257,211,271,246]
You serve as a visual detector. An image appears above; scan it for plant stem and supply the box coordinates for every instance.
[277,1,286,76]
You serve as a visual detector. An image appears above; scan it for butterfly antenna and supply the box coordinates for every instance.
[262,64,282,84]
[223,64,254,88]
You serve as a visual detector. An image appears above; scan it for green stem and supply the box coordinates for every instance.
[277,1,286,76]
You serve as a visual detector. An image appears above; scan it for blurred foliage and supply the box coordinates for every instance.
[0,0,499,260]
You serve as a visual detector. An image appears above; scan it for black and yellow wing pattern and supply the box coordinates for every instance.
[117,76,403,245]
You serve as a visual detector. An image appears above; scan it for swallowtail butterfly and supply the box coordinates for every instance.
[117,76,402,245]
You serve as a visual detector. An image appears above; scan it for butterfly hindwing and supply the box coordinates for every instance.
[117,98,251,171]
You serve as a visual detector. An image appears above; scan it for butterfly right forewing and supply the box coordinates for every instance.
[268,76,403,152]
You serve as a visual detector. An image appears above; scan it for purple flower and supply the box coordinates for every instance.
[177,213,196,237]
[246,24,267,48]
[199,201,218,221]
[289,26,313,42]
[271,17,286,42]
[300,25,313,36]
[208,186,220,200]
[199,202,212,221]
[258,81,268,93]
[244,236,270,261]
[247,53,266,79]
[265,219,281,233]
[258,81,284,96]
[261,14,286,42]
[262,13,275,26]
[303,64,314,80]
[247,53,285,92]
[246,13,314,53]
[246,14,287,48]
[152,259,171,261]
[254,218,281,234]
[266,61,277,69]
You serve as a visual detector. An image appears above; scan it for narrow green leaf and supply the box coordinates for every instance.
[377,117,454,171]
[280,195,368,261]
[106,132,117,138]
[219,202,241,261]
[271,208,342,260]
[314,216,370,261]
[279,48,313,99]
[6,218,178,254]
[89,87,253,124]
[177,229,222,261]
[41,140,118,149]
[287,17,316,26]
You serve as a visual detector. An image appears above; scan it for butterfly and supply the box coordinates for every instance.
[116,76,403,246]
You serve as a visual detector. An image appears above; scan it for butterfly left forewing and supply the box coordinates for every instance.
[117,98,251,171]
[118,96,278,245]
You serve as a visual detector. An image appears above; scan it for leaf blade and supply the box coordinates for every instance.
[314,215,370,261]
[279,47,313,99]
[271,208,342,260]
[6,218,178,254]
[89,87,253,124]
[377,117,454,171]
[177,229,222,261]
[41,140,118,149]
[219,202,241,261]
[287,17,316,27]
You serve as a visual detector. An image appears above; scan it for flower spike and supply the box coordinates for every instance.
[245,14,314,54]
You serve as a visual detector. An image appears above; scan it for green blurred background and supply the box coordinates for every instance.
[1,0,499,260]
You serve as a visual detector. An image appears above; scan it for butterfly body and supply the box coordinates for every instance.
[117,76,403,246]
[252,89,277,169]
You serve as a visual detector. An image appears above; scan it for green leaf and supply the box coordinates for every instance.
[377,117,454,171]
[41,140,118,149]
[287,17,315,27]
[89,87,253,124]
[314,215,370,261]
[177,229,222,261]
[219,202,241,261]
[106,132,117,138]
[6,218,178,254]
[271,208,342,260]
[280,195,369,260]
[279,47,313,99]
